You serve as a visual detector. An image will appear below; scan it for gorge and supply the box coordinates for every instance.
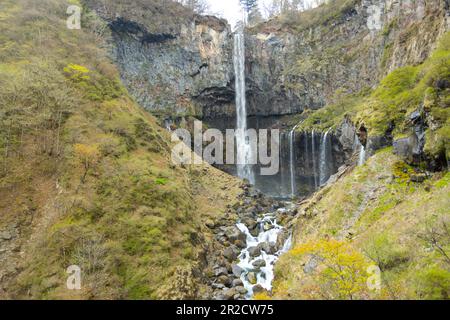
[0,0,449,301]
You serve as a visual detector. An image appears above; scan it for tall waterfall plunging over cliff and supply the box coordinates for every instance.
[234,27,254,184]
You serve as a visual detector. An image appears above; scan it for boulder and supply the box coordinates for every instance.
[247,272,257,285]
[242,217,257,230]
[0,231,12,240]
[214,267,228,277]
[222,288,237,300]
[235,286,247,295]
[231,264,244,277]
[252,284,265,295]
[232,278,243,287]
[252,259,266,268]
[235,239,246,249]
[247,246,261,258]
[223,245,240,262]
[258,242,276,255]
[224,226,246,243]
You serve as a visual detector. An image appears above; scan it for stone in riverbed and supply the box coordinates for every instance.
[252,259,266,268]
[222,288,237,300]
[231,264,243,277]
[247,246,261,257]
[235,239,246,248]
[224,226,246,243]
[232,278,243,287]
[258,242,277,255]
[252,284,265,295]
[223,245,239,262]
[241,216,257,230]
[247,272,257,285]
[249,228,259,237]
[235,286,247,294]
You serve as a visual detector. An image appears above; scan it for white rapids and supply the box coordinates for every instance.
[235,206,293,298]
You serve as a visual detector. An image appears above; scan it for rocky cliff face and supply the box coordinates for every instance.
[86,0,447,121]
[245,0,449,116]
[84,0,235,119]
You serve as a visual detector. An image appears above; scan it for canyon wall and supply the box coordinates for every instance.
[84,0,235,119]
[245,0,449,116]
[86,0,448,120]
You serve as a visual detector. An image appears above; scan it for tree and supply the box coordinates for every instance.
[73,143,100,183]
[248,5,264,26]
[240,0,259,15]
[177,0,210,15]
[291,239,371,299]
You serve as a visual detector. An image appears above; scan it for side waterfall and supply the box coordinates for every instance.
[233,27,254,184]
[354,133,366,166]
[311,130,318,189]
[359,145,366,166]
[319,130,331,185]
[289,125,299,198]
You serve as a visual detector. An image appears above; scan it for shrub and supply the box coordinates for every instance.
[290,239,371,299]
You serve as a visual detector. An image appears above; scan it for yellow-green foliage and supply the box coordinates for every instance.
[271,151,450,300]
[286,239,371,300]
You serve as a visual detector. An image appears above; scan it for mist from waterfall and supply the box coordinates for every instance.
[233,27,254,184]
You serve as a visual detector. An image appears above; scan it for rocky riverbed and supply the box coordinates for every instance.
[206,184,297,300]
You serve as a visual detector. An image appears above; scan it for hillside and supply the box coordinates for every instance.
[0,0,241,299]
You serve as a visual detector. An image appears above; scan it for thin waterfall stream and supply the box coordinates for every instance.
[233,27,254,184]
[289,125,299,198]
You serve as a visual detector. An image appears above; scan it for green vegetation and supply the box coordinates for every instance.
[270,151,450,300]
[250,0,361,33]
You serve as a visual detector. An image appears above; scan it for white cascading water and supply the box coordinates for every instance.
[233,27,254,184]
[289,125,299,198]
[359,145,366,166]
[319,129,331,185]
[236,206,293,297]
[354,133,366,166]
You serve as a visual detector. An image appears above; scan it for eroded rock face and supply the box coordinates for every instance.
[113,17,234,118]
[245,0,448,116]
[88,0,447,123]
[85,0,235,118]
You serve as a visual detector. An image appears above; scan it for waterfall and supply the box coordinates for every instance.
[354,133,366,166]
[233,27,254,184]
[289,125,299,198]
[164,119,173,132]
[319,130,331,186]
[311,130,318,189]
[304,132,312,187]
[358,145,366,166]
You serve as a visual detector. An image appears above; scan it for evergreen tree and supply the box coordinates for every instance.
[240,0,258,15]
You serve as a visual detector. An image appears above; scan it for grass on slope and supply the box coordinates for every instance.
[263,149,450,300]
[0,0,240,299]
